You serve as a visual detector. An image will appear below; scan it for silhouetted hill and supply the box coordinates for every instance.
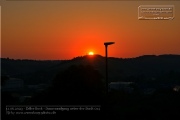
[1,54,180,85]
[1,58,62,75]
[2,55,180,120]
[1,58,63,84]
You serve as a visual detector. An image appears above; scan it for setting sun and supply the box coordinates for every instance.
[88,51,94,55]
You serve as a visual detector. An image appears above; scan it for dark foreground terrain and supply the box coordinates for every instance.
[1,54,180,119]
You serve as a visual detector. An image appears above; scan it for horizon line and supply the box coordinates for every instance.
[1,54,180,61]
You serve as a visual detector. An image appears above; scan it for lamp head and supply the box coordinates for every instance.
[104,42,115,46]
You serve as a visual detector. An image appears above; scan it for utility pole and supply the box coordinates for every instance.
[104,42,115,94]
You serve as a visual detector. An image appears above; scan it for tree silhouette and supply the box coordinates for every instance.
[31,64,105,105]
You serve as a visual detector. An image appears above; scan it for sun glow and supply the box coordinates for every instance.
[88,51,94,55]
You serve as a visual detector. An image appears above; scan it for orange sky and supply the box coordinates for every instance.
[1,1,180,60]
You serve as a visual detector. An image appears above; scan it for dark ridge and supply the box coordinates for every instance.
[1,54,180,84]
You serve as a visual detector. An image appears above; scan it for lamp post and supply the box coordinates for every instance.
[104,42,115,94]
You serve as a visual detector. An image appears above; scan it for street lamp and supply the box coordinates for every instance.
[104,42,115,94]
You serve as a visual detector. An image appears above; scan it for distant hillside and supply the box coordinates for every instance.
[1,58,62,76]
[109,54,180,78]
[1,54,180,85]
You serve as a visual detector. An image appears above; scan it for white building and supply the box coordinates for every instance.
[109,82,134,93]
[2,78,24,90]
